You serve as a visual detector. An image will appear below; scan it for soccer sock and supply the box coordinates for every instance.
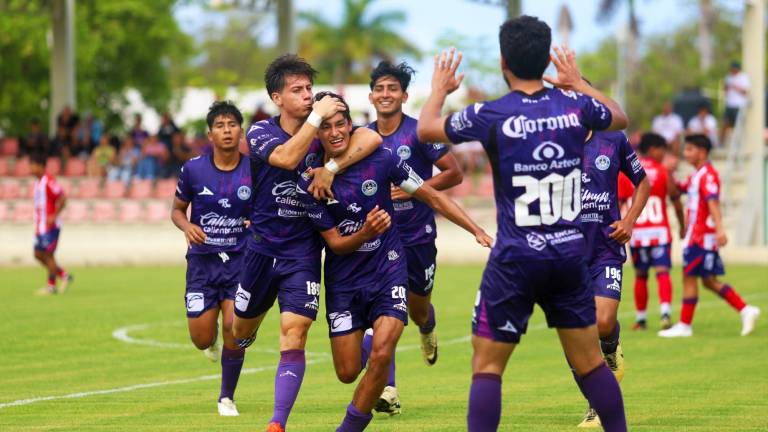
[657,272,672,315]
[56,267,67,278]
[387,351,396,387]
[566,357,587,400]
[419,303,436,334]
[718,284,746,312]
[219,346,245,402]
[360,330,373,370]
[271,349,306,426]
[467,373,502,432]
[336,402,373,432]
[680,297,698,325]
[600,322,620,355]
[634,275,648,320]
[580,363,627,432]
[47,273,56,289]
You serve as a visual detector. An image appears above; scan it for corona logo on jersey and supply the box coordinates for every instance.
[502,113,582,140]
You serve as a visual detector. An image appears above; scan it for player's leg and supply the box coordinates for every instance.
[217,298,246,415]
[653,245,674,329]
[406,243,439,366]
[469,336,515,432]
[592,264,624,382]
[47,229,72,292]
[630,247,649,329]
[701,273,761,336]
[187,306,220,350]
[659,274,698,338]
[33,246,56,295]
[232,249,279,345]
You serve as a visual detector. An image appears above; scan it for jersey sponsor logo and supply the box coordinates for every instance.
[497,321,518,333]
[186,292,205,312]
[357,239,382,252]
[237,185,251,201]
[502,114,581,140]
[450,110,473,132]
[329,311,353,333]
[595,155,611,170]
[279,371,298,378]
[234,284,250,312]
[393,200,413,211]
[397,145,411,160]
[432,143,446,151]
[532,141,565,161]
[521,95,550,104]
[198,186,214,196]
[387,250,400,261]
[526,233,547,251]
[347,203,362,213]
[338,219,363,235]
[218,198,231,208]
[361,180,378,196]
[272,180,303,211]
[581,189,611,211]
[582,172,591,183]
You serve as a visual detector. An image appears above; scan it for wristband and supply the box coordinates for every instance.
[307,111,322,128]
[325,158,340,174]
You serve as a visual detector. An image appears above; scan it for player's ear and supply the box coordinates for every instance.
[271,91,281,106]
[368,92,374,104]
[402,91,409,104]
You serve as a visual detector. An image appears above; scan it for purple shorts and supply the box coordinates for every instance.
[683,245,725,277]
[325,271,409,338]
[405,242,437,297]
[630,245,672,272]
[589,262,623,301]
[234,248,321,320]
[34,228,60,253]
[185,251,242,318]
[472,257,595,344]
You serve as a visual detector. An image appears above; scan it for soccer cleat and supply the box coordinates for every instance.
[658,322,693,338]
[217,397,239,416]
[740,305,761,336]
[374,386,401,416]
[266,421,285,432]
[576,408,601,428]
[420,330,438,366]
[603,344,624,383]
[660,314,673,330]
[58,274,73,294]
[632,319,647,331]
[35,286,57,296]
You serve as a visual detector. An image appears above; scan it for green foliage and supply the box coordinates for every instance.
[297,0,421,84]
[434,30,507,98]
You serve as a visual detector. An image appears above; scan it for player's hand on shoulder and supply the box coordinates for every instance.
[390,185,410,201]
[361,205,391,239]
[431,47,464,95]
[475,230,493,248]
[184,223,206,246]
[313,95,347,120]
[307,167,335,200]
[543,45,584,92]
[608,219,633,244]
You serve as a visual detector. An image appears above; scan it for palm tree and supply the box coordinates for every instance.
[698,0,714,72]
[596,0,639,72]
[297,0,421,83]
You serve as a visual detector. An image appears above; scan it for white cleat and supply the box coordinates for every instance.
[373,386,401,415]
[420,330,438,366]
[658,322,693,338]
[740,305,761,336]
[217,397,239,416]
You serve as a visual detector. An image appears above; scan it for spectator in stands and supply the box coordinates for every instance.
[87,134,116,178]
[452,140,486,193]
[721,61,750,145]
[136,135,168,180]
[652,102,684,150]
[130,114,149,147]
[157,111,180,151]
[19,118,50,158]
[162,130,190,178]
[108,135,140,184]
[687,104,718,148]
[250,103,270,124]
[74,112,103,155]
[51,105,79,158]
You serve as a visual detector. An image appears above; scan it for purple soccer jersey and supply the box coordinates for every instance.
[245,116,323,259]
[444,88,613,261]
[581,130,646,266]
[175,153,252,254]
[369,114,449,246]
[296,146,424,291]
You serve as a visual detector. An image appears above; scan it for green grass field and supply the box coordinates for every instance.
[1,264,767,431]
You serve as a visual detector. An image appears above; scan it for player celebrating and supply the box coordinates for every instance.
[619,133,685,330]
[297,92,491,432]
[418,16,631,431]
[576,130,649,427]
[366,60,464,413]
[30,152,72,295]
[171,101,252,416]
[231,54,381,432]
[658,134,760,338]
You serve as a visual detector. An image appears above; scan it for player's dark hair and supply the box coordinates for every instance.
[264,54,317,96]
[369,61,416,91]
[499,15,551,80]
[685,134,712,153]
[314,91,351,122]
[206,100,243,129]
[638,132,667,155]
[29,152,47,166]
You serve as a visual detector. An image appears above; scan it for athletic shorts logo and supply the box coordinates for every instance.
[329,311,353,333]
[235,284,251,312]
[397,145,411,160]
[186,292,205,312]
[387,250,400,261]
[595,155,611,170]
[532,141,565,161]
[361,180,378,196]
[393,299,408,312]
[237,186,252,201]
[526,233,547,251]
[651,246,665,259]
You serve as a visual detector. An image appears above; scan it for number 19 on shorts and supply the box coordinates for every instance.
[513,169,581,227]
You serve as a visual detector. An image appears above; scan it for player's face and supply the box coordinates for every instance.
[683,143,704,166]
[648,146,665,163]
[369,76,407,116]
[208,114,242,152]
[30,162,44,178]
[318,112,352,157]
[272,74,313,119]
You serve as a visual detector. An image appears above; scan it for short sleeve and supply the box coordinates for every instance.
[296,169,336,231]
[618,134,646,186]
[444,102,491,144]
[579,94,612,131]
[47,178,63,199]
[175,163,193,202]
[389,156,424,194]
[702,172,719,201]
[246,121,281,163]
[418,140,450,164]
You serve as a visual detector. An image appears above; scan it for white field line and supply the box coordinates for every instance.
[2,292,764,410]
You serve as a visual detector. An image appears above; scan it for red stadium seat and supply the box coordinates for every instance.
[0,179,22,199]
[23,180,37,199]
[46,157,62,176]
[153,178,177,199]
[1,138,19,156]
[0,157,10,176]
[56,178,73,197]
[64,158,87,176]
[92,201,117,223]
[12,157,31,177]
[145,200,169,223]
[63,200,89,223]
[0,201,9,222]
[12,201,34,223]
[103,180,126,199]
[75,178,100,199]
[118,200,143,223]
[128,179,153,200]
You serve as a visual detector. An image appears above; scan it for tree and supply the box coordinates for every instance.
[434,30,506,98]
[596,0,640,72]
[297,0,421,84]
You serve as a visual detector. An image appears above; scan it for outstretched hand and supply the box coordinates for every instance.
[475,230,493,248]
[431,47,465,96]
[543,45,586,92]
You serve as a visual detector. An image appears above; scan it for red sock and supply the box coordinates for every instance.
[47,274,56,287]
[56,267,67,278]
[680,297,698,325]
[657,272,672,304]
[719,284,746,312]
[634,275,648,315]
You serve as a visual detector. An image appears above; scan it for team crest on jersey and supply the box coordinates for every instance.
[361,180,378,196]
[396,145,411,160]
[305,152,319,167]
[595,155,611,171]
[237,185,252,200]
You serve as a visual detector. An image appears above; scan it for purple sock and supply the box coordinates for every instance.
[566,356,587,400]
[219,346,245,401]
[419,304,436,334]
[580,363,627,432]
[360,331,372,370]
[336,402,373,432]
[467,373,501,432]
[271,349,306,426]
[387,351,396,387]
[600,321,620,355]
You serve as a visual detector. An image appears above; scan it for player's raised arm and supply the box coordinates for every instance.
[543,46,629,131]
[417,48,465,143]
[319,206,393,255]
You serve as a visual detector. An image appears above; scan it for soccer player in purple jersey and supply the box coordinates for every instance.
[171,101,252,416]
[297,91,491,432]
[230,55,382,432]
[576,129,649,427]
[418,16,631,431]
[365,60,464,413]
